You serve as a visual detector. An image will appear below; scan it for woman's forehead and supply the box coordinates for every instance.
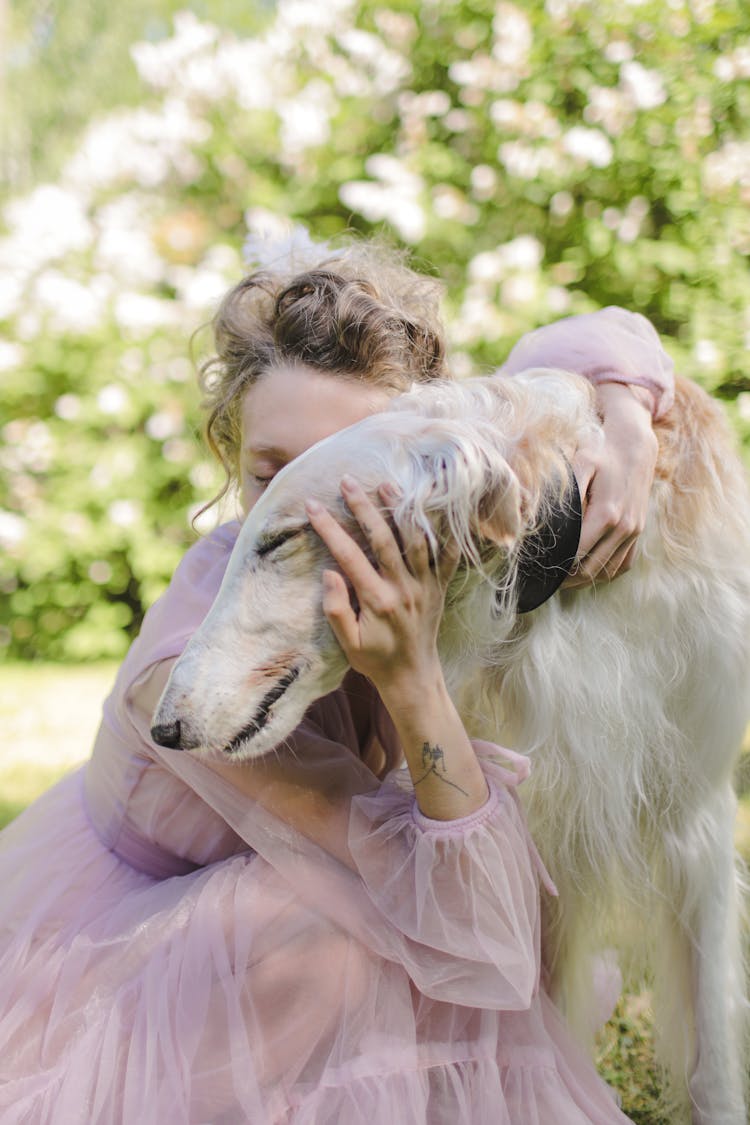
[240,364,392,460]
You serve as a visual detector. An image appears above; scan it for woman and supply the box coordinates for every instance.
[0,242,673,1123]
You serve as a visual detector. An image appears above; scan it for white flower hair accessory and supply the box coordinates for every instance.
[242,209,345,275]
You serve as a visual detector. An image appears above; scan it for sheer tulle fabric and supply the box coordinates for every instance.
[0,761,630,1123]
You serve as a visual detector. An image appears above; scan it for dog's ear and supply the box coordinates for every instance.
[474,462,523,549]
[413,431,523,554]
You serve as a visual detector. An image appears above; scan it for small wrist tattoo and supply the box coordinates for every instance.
[413,742,469,796]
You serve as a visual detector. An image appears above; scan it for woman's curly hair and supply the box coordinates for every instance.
[198,242,449,510]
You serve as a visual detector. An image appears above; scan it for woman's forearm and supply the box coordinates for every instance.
[377,666,490,821]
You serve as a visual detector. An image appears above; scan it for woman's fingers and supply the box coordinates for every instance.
[306,479,460,687]
[378,482,432,578]
[304,497,384,605]
[340,476,405,578]
[307,476,456,611]
[321,569,359,651]
[565,532,638,588]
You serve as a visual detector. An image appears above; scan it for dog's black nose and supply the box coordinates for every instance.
[150,720,183,749]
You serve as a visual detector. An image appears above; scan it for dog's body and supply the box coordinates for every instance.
[154,368,750,1123]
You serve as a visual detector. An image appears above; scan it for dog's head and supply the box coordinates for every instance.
[151,369,594,760]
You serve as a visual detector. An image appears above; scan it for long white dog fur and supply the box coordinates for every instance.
[154,368,750,1124]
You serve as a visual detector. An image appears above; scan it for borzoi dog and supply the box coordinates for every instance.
[153,368,750,1123]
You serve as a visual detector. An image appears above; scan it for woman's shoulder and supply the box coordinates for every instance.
[171,519,242,596]
[124,519,242,676]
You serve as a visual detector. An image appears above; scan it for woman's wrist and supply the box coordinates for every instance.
[373,658,446,717]
[378,671,491,821]
[595,380,657,427]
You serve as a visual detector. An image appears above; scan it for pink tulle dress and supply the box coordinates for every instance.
[0,309,673,1124]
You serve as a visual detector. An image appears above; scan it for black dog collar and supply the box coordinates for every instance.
[515,467,583,614]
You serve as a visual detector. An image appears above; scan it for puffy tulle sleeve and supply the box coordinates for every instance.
[347,748,556,1009]
[501,305,675,419]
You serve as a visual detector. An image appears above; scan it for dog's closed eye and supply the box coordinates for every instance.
[256,525,307,558]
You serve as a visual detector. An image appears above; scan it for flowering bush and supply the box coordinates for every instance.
[2,0,749,659]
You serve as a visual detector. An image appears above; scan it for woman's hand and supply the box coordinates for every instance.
[304,475,458,699]
[566,382,659,587]
[305,475,488,820]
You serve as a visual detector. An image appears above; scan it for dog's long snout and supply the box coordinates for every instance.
[150,720,183,749]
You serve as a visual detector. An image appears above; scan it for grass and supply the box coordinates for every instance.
[0,661,118,830]
[1,661,748,1121]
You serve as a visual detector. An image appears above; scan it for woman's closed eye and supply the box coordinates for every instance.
[251,474,275,490]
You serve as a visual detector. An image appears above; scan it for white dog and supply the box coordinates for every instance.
[153,368,750,1124]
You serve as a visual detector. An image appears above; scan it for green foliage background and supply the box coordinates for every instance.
[2,0,749,660]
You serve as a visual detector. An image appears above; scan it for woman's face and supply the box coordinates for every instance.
[239,363,394,514]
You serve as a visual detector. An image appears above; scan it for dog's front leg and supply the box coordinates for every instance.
[661,788,748,1125]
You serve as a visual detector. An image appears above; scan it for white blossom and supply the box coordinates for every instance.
[189,461,218,490]
[550,190,574,216]
[492,4,532,67]
[693,338,722,370]
[585,86,634,135]
[604,40,634,64]
[114,292,181,333]
[108,500,141,528]
[502,274,538,307]
[449,54,519,96]
[468,236,543,282]
[563,126,614,168]
[162,438,194,464]
[3,184,93,262]
[336,29,410,95]
[0,186,93,304]
[432,186,478,224]
[469,251,506,284]
[340,155,426,243]
[0,275,23,321]
[546,286,571,314]
[145,411,182,441]
[54,394,82,420]
[451,288,510,344]
[9,421,54,473]
[178,266,227,310]
[0,341,23,372]
[714,45,750,81]
[278,81,334,156]
[0,511,27,548]
[490,99,524,130]
[97,385,130,415]
[32,271,109,334]
[373,9,417,50]
[545,0,588,19]
[130,11,220,88]
[499,140,563,180]
[64,101,210,194]
[399,90,451,118]
[470,164,499,201]
[703,140,750,195]
[94,196,165,287]
[620,61,667,110]
[445,108,472,133]
[88,560,113,585]
[500,235,544,271]
[277,0,355,33]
